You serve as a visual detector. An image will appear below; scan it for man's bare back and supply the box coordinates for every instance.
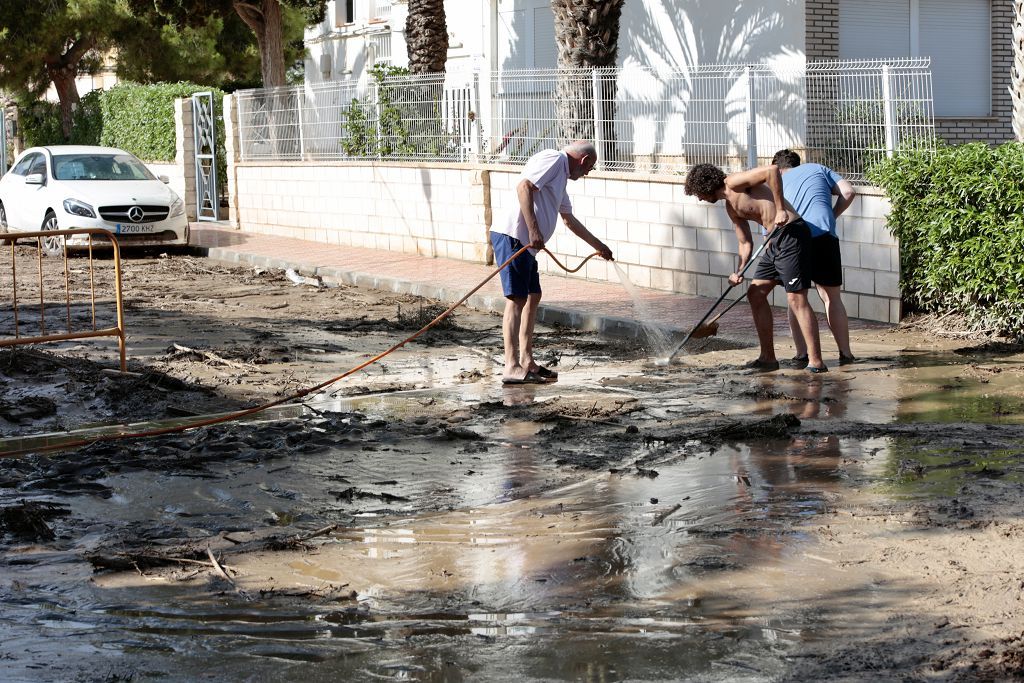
[724,184,800,231]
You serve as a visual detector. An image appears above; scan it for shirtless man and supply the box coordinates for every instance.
[683,163,826,373]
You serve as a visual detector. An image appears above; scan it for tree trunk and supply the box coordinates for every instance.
[234,0,286,88]
[551,0,624,164]
[405,0,449,74]
[47,64,83,142]
[1013,0,1023,141]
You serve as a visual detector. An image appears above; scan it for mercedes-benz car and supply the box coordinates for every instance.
[0,145,190,254]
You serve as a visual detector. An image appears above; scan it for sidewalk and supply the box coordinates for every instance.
[190,224,882,344]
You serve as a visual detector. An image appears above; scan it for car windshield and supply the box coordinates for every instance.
[52,154,156,182]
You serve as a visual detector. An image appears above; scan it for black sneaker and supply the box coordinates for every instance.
[838,353,857,366]
[788,355,809,369]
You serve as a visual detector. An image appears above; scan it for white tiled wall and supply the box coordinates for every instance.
[230,162,901,323]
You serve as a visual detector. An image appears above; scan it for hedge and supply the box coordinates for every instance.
[867,142,1024,338]
[18,82,226,194]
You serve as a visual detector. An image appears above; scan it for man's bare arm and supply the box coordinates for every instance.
[727,204,753,285]
[725,165,791,227]
[516,178,545,247]
[561,212,613,260]
[832,179,856,219]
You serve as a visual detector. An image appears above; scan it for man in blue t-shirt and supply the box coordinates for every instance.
[772,149,857,366]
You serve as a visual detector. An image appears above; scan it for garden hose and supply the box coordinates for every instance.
[1,246,604,457]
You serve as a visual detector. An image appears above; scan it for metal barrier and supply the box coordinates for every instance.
[0,228,127,371]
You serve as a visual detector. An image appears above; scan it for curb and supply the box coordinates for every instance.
[195,245,676,342]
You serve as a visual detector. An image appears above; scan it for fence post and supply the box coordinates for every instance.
[745,66,758,169]
[470,70,481,163]
[374,80,383,160]
[296,89,305,159]
[592,68,605,170]
[882,64,896,158]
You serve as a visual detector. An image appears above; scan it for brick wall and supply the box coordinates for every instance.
[805,0,839,60]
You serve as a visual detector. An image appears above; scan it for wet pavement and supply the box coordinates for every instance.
[190,224,885,346]
[1,246,1023,681]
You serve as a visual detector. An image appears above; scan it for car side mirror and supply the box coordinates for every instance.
[159,175,170,184]
[25,173,44,185]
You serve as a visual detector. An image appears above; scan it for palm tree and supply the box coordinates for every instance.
[551,0,625,161]
[405,0,448,73]
[1014,0,1023,141]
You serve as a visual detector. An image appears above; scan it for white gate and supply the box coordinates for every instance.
[191,92,219,221]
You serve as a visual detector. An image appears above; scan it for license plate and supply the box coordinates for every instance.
[115,223,153,234]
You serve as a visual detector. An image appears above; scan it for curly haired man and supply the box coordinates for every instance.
[684,163,826,373]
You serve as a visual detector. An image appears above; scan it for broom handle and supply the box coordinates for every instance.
[665,227,781,361]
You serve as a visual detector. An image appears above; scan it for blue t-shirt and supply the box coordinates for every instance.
[781,163,844,237]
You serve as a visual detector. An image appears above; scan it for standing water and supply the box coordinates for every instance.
[614,262,675,359]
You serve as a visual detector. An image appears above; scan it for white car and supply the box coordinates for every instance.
[0,145,189,254]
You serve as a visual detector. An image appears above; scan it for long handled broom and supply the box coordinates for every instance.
[657,228,782,366]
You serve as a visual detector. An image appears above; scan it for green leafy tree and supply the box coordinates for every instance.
[0,0,133,138]
[117,10,307,90]
[127,0,327,88]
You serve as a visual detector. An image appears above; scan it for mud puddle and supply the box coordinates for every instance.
[3,252,1024,680]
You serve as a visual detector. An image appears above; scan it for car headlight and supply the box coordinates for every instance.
[63,198,96,218]
[169,196,185,217]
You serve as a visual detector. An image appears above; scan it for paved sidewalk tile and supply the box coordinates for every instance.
[191,225,883,344]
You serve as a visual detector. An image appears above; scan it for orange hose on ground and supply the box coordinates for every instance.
[1,247,603,457]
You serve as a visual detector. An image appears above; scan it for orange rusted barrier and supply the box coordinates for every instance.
[0,228,126,371]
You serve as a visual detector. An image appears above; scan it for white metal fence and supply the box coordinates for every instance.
[235,59,934,183]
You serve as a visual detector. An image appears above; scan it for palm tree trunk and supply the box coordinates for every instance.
[551,0,624,163]
[406,0,448,74]
[1013,0,1023,141]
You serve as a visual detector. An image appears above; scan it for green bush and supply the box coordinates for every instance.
[867,142,1024,338]
[19,90,104,148]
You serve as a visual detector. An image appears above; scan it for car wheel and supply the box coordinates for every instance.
[41,211,64,257]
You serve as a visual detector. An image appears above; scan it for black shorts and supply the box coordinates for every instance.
[752,218,812,293]
[808,233,843,287]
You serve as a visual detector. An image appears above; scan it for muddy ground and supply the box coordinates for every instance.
[0,248,1022,682]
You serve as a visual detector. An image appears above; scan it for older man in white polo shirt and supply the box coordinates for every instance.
[489,141,613,384]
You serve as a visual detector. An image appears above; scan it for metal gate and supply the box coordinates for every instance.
[1,110,8,176]
[191,92,219,221]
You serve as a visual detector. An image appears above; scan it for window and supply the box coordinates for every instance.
[27,154,47,177]
[10,153,37,176]
[839,0,991,117]
[497,0,557,71]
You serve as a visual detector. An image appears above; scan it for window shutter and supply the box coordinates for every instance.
[531,2,557,69]
[839,0,911,59]
[919,0,990,117]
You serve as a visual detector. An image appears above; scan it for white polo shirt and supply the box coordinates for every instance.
[495,149,573,250]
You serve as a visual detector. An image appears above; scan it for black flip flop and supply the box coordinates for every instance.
[502,371,546,384]
[533,366,558,381]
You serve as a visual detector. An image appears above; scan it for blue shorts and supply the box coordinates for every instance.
[490,231,541,298]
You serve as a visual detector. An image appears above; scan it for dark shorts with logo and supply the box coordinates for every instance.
[752,218,812,293]
[490,231,541,297]
[808,233,843,287]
